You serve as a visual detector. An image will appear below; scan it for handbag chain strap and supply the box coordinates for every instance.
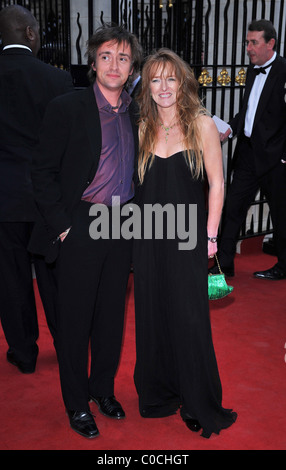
[214,253,223,275]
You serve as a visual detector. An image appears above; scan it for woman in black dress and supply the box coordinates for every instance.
[133,49,237,438]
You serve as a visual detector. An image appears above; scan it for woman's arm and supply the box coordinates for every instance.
[198,115,224,258]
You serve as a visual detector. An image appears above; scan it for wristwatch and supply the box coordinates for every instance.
[208,236,218,243]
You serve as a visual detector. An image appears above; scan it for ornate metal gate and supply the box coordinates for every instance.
[111,0,286,241]
[0,0,71,69]
[1,0,285,241]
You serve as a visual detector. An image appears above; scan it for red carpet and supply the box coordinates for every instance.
[1,237,286,451]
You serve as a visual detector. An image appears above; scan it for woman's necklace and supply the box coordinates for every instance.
[159,121,178,143]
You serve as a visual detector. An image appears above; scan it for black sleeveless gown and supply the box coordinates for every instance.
[133,151,237,438]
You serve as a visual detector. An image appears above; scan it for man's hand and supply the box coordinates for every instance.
[219,127,232,142]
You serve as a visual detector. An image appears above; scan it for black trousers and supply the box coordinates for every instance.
[55,201,132,411]
[0,221,57,363]
[218,136,286,271]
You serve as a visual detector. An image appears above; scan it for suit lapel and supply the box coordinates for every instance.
[81,86,102,180]
[237,67,256,135]
[253,56,280,129]
[243,67,256,105]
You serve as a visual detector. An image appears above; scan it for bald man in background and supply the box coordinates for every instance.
[0,5,73,373]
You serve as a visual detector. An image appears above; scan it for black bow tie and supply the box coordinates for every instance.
[254,61,274,75]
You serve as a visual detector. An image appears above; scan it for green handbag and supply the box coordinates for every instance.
[208,254,234,300]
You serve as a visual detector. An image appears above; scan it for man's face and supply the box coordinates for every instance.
[92,40,133,93]
[246,30,275,65]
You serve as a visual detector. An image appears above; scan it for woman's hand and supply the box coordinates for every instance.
[208,240,217,259]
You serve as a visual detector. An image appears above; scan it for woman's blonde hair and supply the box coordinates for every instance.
[137,48,207,184]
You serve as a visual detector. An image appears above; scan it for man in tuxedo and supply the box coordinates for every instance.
[29,25,142,438]
[0,6,73,374]
[210,19,286,280]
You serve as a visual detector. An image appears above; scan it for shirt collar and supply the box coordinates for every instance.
[3,44,32,53]
[93,81,132,112]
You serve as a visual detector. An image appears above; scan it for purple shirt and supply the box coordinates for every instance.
[81,81,135,206]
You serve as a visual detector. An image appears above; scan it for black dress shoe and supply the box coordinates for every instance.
[183,417,202,433]
[89,395,125,419]
[7,350,36,374]
[253,264,286,280]
[208,264,234,277]
[67,410,99,438]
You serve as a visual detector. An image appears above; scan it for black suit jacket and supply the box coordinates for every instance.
[0,47,74,222]
[130,77,142,99]
[230,54,286,177]
[29,85,139,263]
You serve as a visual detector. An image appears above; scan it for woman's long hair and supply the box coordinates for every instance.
[137,49,207,184]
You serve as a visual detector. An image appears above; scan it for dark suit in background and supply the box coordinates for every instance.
[0,5,73,373]
[128,73,141,99]
[211,20,286,280]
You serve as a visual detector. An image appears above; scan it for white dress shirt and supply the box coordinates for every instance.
[3,44,32,52]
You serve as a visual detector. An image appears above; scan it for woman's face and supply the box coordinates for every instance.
[149,63,179,110]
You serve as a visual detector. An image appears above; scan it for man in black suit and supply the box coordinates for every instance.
[128,71,141,98]
[29,25,142,438]
[209,19,286,280]
[0,6,73,374]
